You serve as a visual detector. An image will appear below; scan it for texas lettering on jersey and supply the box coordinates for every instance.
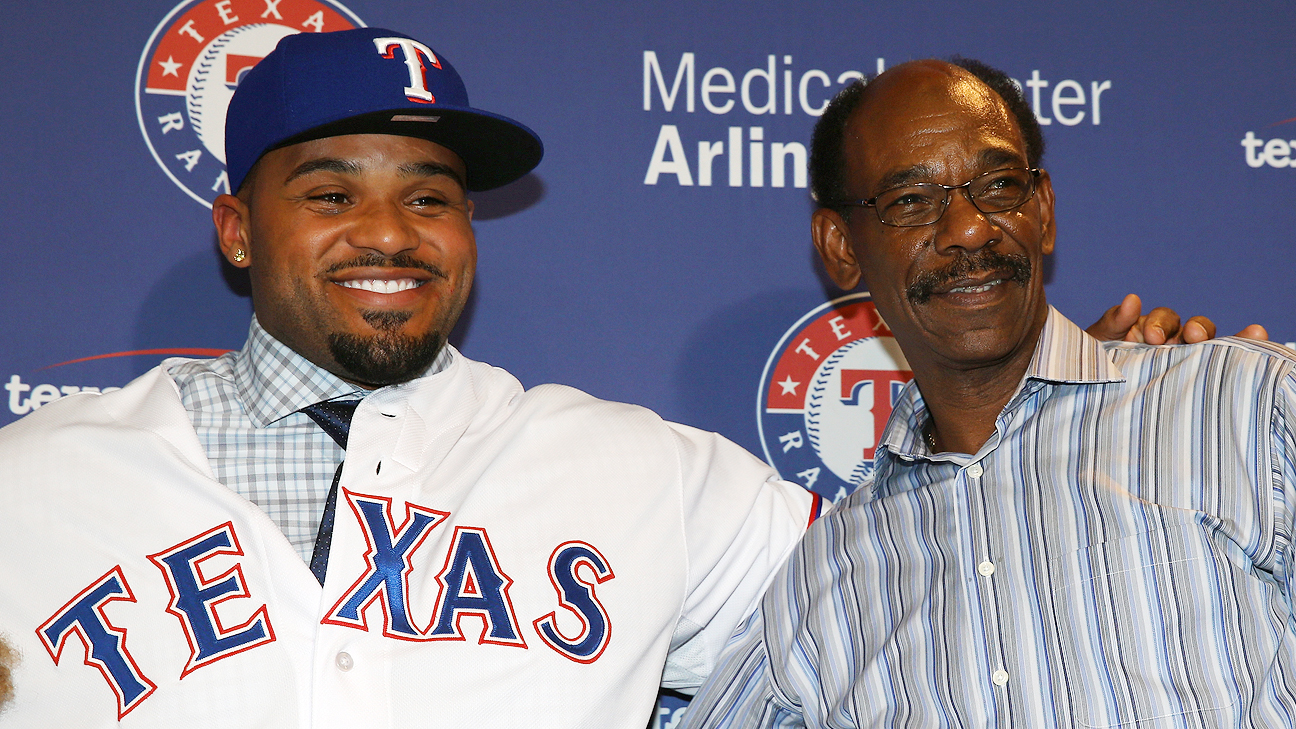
[36,490,616,717]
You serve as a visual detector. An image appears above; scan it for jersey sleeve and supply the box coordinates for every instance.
[660,422,818,693]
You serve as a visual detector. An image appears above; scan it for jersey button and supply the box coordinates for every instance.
[977,560,995,577]
[992,669,1009,686]
[335,651,354,672]
[966,463,984,478]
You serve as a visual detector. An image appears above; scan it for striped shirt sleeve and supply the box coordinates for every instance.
[681,607,802,728]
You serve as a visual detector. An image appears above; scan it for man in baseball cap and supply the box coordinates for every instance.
[0,27,817,726]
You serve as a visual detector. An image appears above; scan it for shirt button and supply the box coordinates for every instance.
[335,651,354,672]
[992,669,1009,686]
[977,560,995,577]
[966,463,984,478]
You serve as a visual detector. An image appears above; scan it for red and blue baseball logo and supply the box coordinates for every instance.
[758,293,912,503]
[135,0,363,207]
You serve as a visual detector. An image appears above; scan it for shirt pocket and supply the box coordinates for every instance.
[1048,516,1239,728]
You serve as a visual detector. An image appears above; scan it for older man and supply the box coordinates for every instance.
[682,58,1296,727]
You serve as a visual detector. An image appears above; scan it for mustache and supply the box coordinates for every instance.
[324,252,447,279]
[905,251,1033,305]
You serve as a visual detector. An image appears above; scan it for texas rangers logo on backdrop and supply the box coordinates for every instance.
[135,0,363,207]
[758,293,911,503]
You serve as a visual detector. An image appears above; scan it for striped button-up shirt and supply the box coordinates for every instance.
[167,317,449,562]
[684,307,1296,728]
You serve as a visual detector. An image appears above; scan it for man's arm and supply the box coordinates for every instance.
[1086,293,1269,344]
[662,424,815,694]
[1271,370,1296,633]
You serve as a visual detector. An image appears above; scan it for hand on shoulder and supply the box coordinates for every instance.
[1085,293,1269,344]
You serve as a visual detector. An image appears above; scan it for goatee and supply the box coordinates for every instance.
[329,310,445,386]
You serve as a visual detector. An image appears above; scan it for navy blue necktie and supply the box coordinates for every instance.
[301,399,361,585]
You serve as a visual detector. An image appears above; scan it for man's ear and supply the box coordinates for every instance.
[1036,170,1056,256]
[812,208,862,290]
[212,193,252,268]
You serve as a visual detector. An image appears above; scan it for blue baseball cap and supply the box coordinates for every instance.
[225,28,543,192]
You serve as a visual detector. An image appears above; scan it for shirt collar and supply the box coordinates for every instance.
[233,319,459,427]
[877,306,1124,463]
[1021,306,1126,387]
[234,317,368,427]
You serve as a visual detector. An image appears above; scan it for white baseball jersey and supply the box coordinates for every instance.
[0,350,816,727]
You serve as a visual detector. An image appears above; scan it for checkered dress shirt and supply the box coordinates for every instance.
[168,317,450,562]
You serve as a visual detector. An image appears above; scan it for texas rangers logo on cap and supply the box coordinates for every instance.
[758,293,912,503]
[135,0,363,208]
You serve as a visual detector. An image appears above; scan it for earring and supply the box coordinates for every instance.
[232,249,246,262]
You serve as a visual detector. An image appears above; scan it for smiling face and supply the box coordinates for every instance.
[213,133,476,387]
[813,61,1055,374]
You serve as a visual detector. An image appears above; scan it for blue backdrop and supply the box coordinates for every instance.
[4,2,1293,723]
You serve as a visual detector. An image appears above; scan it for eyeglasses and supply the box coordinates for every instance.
[839,167,1041,227]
